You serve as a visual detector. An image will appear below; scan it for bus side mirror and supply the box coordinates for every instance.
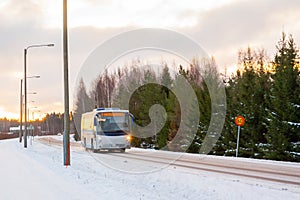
[94,117,98,126]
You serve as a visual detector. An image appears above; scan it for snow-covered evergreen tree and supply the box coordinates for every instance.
[267,33,300,161]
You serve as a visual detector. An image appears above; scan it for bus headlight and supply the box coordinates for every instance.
[126,135,131,141]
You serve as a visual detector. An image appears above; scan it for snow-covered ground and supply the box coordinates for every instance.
[0,136,299,200]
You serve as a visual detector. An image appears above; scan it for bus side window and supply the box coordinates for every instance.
[94,117,98,126]
[129,113,134,132]
[130,113,134,125]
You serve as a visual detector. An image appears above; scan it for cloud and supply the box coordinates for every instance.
[1,0,43,26]
[178,0,300,68]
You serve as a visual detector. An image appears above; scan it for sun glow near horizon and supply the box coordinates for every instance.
[0,102,64,121]
[0,107,19,120]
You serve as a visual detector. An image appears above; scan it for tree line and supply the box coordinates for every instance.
[74,32,300,161]
[0,113,76,139]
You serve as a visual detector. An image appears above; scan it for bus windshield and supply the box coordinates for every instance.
[100,112,129,132]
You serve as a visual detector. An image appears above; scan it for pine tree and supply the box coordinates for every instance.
[157,65,175,149]
[176,58,224,154]
[223,47,270,158]
[267,33,300,161]
[237,47,269,158]
[73,78,93,140]
[199,57,226,155]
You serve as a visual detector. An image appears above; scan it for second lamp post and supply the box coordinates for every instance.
[23,43,54,148]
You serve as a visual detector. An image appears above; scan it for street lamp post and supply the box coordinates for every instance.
[19,79,23,143]
[24,44,54,148]
[25,92,37,143]
[19,76,40,143]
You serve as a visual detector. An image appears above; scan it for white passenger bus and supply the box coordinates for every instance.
[81,108,133,152]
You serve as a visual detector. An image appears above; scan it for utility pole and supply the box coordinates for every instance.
[63,0,70,166]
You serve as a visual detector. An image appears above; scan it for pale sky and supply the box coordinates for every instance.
[0,0,300,119]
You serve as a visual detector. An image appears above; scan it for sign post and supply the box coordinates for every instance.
[235,116,245,157]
